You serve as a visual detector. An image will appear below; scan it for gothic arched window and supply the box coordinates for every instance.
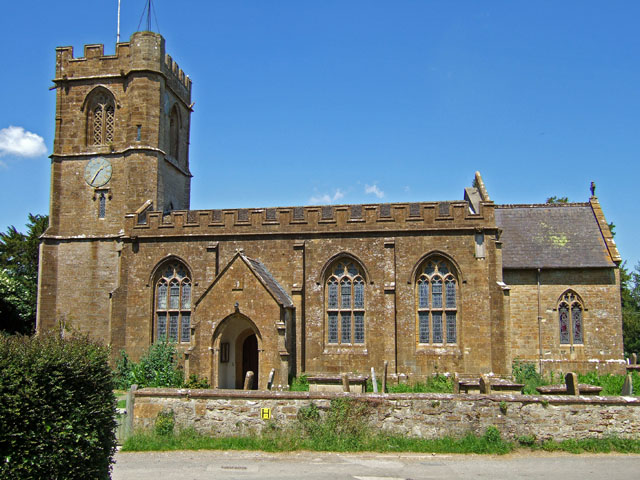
[326,259,366,345]
[416,257,458,344]
[169,106,180,162]
[86,90,115,146]
[154,262,192,343]
[558,291,584,345]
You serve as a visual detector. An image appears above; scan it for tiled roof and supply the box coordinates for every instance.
[244,256,294,308]
[495,203,615,269]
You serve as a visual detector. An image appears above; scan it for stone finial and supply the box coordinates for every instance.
[243,371,254,390]
[622,374,633,396]
[590,181,596,197]
[479,375,492,394]
[565,372,579,395]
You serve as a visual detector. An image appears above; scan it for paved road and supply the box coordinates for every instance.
[112,450,640,480]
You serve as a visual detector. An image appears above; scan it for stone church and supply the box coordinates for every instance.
[37,31,624,389]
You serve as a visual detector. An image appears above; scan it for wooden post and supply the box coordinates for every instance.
[342,373,350,392]
[565,372,579,395]
[244,371,254,390]
[382,361,388,393]
[371,367,378,393]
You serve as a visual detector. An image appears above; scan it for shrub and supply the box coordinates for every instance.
[0,333,117,479]
[114,340,184,389]
[512,359,548,394]
[155,410,175,436]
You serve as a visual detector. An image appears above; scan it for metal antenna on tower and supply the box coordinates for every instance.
[136,0,160,33]
[116,0,121,43]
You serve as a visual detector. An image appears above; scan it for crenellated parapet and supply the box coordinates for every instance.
[54,31,191,103]
[125,200,496,238]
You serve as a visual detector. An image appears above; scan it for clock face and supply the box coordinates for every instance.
[84,157,112,187]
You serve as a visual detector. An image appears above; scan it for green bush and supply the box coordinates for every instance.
[387,374,453,393]
[512,359,549,394]
[154,410,175,436]
[0,333,117,479]
[114,340,184,389]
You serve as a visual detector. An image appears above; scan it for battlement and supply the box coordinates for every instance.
[55,31,191,97]
[126,200,496,238]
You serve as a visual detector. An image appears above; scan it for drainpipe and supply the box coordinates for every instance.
[537,268,543,375]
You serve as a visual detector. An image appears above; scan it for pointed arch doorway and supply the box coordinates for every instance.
[212,313,261,389]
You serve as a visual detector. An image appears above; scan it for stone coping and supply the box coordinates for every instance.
[133,387,640,405]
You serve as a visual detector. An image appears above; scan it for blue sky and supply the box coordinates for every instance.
[1,1,638,268]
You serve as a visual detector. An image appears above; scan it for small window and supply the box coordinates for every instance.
[325,259,366,345]
[559,291,584,345]
[154,261,192,343]
[169,105,180,162]
[416,257,458,344]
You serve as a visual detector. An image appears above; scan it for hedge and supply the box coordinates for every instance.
[0,333,117,479]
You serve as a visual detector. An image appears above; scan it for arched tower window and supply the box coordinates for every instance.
[169,105,180,162]
[86,90,115,146]
[558,291,584,345]
[326,259,366,345]
[416,257,458,344]
[154,261,192,343]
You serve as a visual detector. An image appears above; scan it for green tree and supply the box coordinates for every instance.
[0,214,48,334]
[546,196,569,204]
[621,262,640,356]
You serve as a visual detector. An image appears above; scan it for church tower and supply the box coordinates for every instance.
[37,32,192,338]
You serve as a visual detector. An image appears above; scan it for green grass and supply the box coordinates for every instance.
[122,426,513,454]
[122,427,640,455]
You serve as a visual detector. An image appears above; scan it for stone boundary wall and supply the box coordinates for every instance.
[131,388,640,441]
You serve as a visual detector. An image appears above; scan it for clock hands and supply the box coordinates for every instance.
[91,166,105,184]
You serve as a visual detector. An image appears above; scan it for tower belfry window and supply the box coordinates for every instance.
[87,90,115,146]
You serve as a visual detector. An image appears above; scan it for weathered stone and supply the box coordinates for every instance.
[622,374,633,396]
[565,372,579,396]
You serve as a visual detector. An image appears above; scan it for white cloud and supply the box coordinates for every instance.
[365,183,384,199]
[309,189,345,204]
[0,126,47,158]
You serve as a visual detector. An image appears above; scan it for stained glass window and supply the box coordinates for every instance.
[169,313,179,342]
[328,312,338,343]
[419,311,429,343]
[341,313,352,343]
[432,312,443,343]
[326,260,365,345]
[181,313,191,343]
[354,312,365,344]
[446,313,456,343]
[558,292,585,346]
[572,304,583,344]
[155,262,192,343]
[416,258,458,345]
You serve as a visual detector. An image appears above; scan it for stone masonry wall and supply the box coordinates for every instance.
[132,388,640,441]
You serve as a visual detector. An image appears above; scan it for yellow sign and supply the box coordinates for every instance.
[260,408,271,420]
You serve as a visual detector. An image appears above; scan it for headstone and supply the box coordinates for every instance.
[382,361,388,393]
[453,372,460,394]
[479,375,491,394]
[342,373,350,392]
[565,372,579,395]
[266,368,275,390]
[371,367,378,393]
[243,371,254,390]
[632,353,638,365]
[622,374,633,396]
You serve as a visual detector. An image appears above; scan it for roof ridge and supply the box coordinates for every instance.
[496,202,590,209]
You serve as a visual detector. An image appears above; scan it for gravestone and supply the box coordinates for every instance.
[479,375,492,394]
[565,372,579,395]
[622,374,633,396]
